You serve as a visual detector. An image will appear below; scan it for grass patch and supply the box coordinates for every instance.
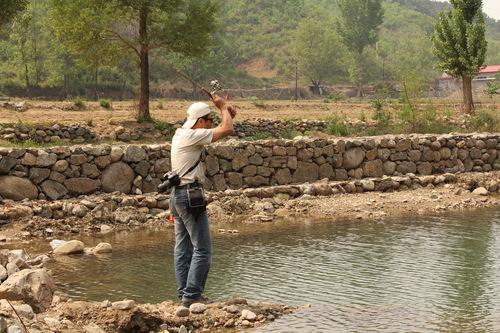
[247,131,272,140]
[281,128,303,139]
[73,97,86,109]
[0,139,68,148]
[326,116,349,136]
[469,109,500,132]
[154,120,176,140]
[249,96,266,108]
[99,98,112,109]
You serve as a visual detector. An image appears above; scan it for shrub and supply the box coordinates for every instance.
[154,120,176,140]
[157,101,164,109]
[73,97,85,109]
[249,96,266,108]
[470,110,499,132]
[370,98,384,112]
[99,98,112,109]
[326,116,349,136]
[86,117,93,127]
[326,91,345,102]
[282,128,303,139]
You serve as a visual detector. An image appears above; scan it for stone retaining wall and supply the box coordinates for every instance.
[0,133,498,201]
[0,124,94,144]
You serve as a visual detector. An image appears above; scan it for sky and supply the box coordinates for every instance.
[434,0,500,20]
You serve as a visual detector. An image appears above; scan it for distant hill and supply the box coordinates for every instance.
[221,0,500,83]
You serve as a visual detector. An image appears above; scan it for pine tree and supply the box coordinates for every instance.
[432,0,487,113]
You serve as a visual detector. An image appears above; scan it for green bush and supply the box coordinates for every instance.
[470,110,499,132]
[327,91,345,101]
[154,121,176,140]
[326,116,349,136]
[99,98,112,109]
[249,96,266,108]
[73,97,85,109]
[282,128,303,139]
[370,98,384,111]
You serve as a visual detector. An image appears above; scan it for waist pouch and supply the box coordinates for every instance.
[187,184,206,215]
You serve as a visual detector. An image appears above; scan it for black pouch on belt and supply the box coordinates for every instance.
[187,183,206,215]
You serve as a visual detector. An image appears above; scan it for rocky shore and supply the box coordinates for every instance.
[0,248,295,333]
[0,171,498,242]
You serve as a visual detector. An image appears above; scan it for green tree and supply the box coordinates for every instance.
[337,0,384,97]
[432,0,487,113]
[290,19,346,94]
[49,0,217,122]
[0,0,28,28]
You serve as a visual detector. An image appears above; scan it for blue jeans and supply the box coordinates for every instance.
[170,187,212,302]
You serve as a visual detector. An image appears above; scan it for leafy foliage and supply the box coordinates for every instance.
[432,0,487,113]
[337,0,384,96]
[0,0,28,28]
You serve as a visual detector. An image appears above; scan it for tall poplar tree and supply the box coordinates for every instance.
[432,0,487,113]
[50,0,217,122]
[337,0,384,97]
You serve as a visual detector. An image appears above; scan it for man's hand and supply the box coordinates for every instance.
[212,95,227,110]
[228,105,237,119]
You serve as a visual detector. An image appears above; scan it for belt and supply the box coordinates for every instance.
[175,183,203,190]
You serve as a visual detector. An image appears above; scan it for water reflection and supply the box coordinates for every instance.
[24,208,500,332]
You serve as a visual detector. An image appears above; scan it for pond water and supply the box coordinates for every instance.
[32,208,500,332]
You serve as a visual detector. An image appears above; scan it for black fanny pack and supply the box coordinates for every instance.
[186,182,206,215]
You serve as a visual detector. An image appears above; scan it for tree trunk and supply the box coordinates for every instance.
[137,6,152,123]
[94,66,99,101]
[356,51,363,98]
[461,74,474,114]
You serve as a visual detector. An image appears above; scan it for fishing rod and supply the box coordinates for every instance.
[173,68,236,117]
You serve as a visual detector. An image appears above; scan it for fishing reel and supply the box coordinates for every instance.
[209,80,222,95]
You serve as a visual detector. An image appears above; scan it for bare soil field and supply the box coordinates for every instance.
[1,97,498,128]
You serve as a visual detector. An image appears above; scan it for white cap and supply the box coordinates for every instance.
[182,102,212,129]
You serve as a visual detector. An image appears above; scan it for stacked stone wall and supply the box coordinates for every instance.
[0,124,94,144]
[0,133,498,201]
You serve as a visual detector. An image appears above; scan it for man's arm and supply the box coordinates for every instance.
[211,96,236,142]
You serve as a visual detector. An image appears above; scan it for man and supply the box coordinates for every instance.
[170,95,236,309]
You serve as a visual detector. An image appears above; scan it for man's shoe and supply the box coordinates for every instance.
[181,295,211,308]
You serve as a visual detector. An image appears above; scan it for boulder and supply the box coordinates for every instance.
[101,162,135,193]
[292,162,318,183]
[64,178,99,194]
[41,180,68,200]
[112,299,135,310]
[472,187,488,196]
[0,156,17,174]
[343,148,365,169]
[29,168,51,184]
[0,176,38,200]
[362,159,383,177]
[0,268,56,312]
[36,151,57,167]
[110,147,124,162]
[154,158,171,174]
[92,243,112,254]
[275,168,292,185]
[53,240,85,255]
[123,146,147,162]
[189,303,207,314]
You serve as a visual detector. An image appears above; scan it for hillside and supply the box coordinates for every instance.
[0,0,498,97]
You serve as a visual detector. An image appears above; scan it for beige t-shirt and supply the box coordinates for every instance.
[171,128,213,185]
